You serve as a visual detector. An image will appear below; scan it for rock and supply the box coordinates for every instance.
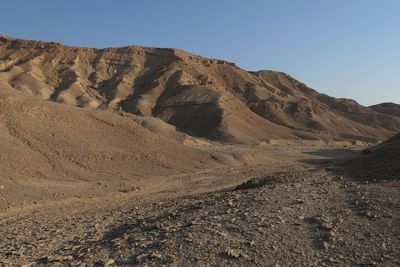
[151,253,163,259]
[136,254,149,262]
[294,199,305,204]
[328,257,336,263]
[246,240,256,247]
[365,211,378,219]
[62,255,73,261]
[321,222,333,230]
[224,248,243,258]
[105,259,115,266]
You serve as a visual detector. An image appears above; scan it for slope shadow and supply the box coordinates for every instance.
[300,148,398,181]
[299,148,358,167]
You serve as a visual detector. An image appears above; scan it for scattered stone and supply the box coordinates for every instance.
[0,168,398,266]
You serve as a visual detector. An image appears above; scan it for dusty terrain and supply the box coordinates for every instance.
[0,143,399,266]
[0,89,220,212]
[0,35,399,266]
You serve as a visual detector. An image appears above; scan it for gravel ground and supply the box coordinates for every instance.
[1,167,399,266]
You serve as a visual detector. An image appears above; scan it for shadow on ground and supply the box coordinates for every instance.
[299,148,357,168]
[300,148,399,181]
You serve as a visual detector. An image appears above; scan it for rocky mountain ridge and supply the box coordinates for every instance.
[1,35,399,143]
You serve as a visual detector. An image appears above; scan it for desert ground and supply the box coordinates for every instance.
[0,36,399,266]
[1,142,399,266]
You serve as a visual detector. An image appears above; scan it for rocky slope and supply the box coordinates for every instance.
[1,35,399,143]
[344,133,400,179]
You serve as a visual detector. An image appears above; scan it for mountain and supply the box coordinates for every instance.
[370,102,400,117]
[1,35,400,143]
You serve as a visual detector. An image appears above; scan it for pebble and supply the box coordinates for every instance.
[105,259,115,266]
[225,248,242,258]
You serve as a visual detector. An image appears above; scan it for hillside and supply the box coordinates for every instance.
[1,35,400,143]
[370,102,400,117]
[344,133,400,179]
[0,88,220,210]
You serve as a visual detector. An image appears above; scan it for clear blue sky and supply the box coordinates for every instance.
[1,0,399,105]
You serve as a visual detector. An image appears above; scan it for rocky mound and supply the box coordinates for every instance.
[344,133,400,179]
[1,35,400,143]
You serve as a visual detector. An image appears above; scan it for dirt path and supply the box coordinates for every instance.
[1,145,398,266]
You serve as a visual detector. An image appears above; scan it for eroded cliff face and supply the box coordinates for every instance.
[1,35,399,143]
